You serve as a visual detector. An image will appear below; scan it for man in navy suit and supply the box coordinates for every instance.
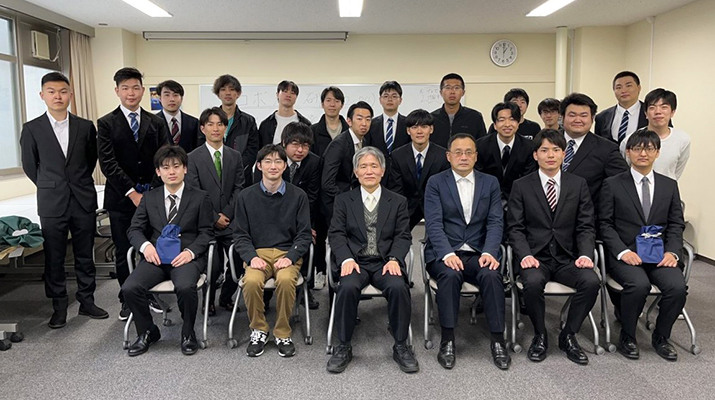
[424,133,509,370]
[156,80,200,154]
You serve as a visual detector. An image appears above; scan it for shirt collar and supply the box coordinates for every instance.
[162,109,181,124]
[360,185,382,205]
[563,131,587,148]
[618,101,641,115]
[260,180,287,196]
[412,143,429,159]
[496,134,515,152]
[452,169,475,184]
[630,167,655,185]
[46,111,68,125]
[348,129,362,146]
[538,169,561,188]
[164,182,185,200]
[288,158,301,168]
[120,104,141,119]
[205,142,223,157]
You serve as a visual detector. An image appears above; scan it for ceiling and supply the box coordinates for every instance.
[23,0,697,35]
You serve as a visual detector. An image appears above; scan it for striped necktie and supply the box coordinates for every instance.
[129,112,139,142]
[562,140,575,171]
[546,179,557,212]
[386,117,394,153]
[171,117,180,144]
[617,110,630,144]
[168,194,178,223]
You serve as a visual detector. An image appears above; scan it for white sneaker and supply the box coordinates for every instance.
[314,272,325,290]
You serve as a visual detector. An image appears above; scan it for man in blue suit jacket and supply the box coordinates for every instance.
[424,133,509,370]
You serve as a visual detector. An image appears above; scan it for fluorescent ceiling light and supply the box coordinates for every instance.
[526,0,577,17]
[122,0,172,18]
[143,31,349,41]
[339,0,363,18]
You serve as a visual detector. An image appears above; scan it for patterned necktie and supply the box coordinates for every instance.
[168,194,178,223]
[213,151,222,181]
[171,117,180,144]
[502,145,511,170]
[546,178,557,212]
[641,176,651,220]
[562,140,575,171]
[289,162,298,183]
[415,153,423,182]
[386,118,394,153]
[618,110,630,144]
[366,194,376,212]
[129,112,139,142]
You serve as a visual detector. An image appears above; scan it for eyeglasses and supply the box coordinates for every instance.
[629,146,658,154]
[441,85,463,92]
[380,94,400,100]
[450,150,475,157]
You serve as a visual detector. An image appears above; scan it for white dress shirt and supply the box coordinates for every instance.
[537,169,561,203]
[382,113,398,143]
[610,102,641,142]
[497,135,515,157]
[46,111,69,157]
[412,143,429,165]
[120,104,141,128]
[206,142,224,161]
[162,109,182,133]
[563,131,587,155]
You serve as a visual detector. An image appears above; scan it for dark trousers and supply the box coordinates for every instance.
[205,235,240,305]
[109,209,133,303]
[40,195,97,309]
[335,259,411,344]
[427,252,505,333]
[519,257,600,336]
[122,259,201,336]
[609,260,687,339]
[408,208,424,232]
[313,216,328,277]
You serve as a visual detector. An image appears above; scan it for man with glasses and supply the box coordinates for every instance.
[431,73,487,148]
[367,81,410,163]
[538,98,562,131]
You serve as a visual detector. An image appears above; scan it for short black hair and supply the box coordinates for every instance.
[538,98,561,114]
[612,71,641,88]
[156,80,184,97]
[440,73,465,90]
[560,93,597,117]
[281,122,314,147]
[379,81,402,97]
[347,101,373,119]
[256,144,288,164]
[277,80,299,96]
[491,102,521,123]
[213,74,242,95]
[199,107,228,126]
[644,88,677,111]
[405,109,434,127]
[625,129,661,151]
[113,67,143,86]
[504,88,529,105]
[447,133,477,151]
[321,86,345,103]
[154,144,188,168]
[41,72,69,86]
[533,129,567,151]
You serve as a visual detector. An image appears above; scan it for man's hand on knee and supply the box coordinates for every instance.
[250,257,267,270]
[274,257,292,270]
[444,255,464,271]
[341,260,360,276]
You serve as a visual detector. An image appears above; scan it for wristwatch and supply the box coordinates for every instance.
[387,257,399,263]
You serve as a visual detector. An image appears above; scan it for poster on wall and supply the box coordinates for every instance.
[150,87,162,110]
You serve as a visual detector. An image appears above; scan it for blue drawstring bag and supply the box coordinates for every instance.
[636,225,664,264]
[156,224,181,264]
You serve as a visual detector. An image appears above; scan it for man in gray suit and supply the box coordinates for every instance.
[187,107,244,315]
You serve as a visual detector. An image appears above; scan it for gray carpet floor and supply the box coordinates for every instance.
[1,226,714,399]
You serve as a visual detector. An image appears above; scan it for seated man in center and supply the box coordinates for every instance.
[326,147,417,374]
[424,133,509,370]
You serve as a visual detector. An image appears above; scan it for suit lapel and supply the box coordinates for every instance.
[41,114,67,162]
[504,136,524,174]
[137,110,151,148]
[444,172,465,222]
[648,173,667,225]
[65,114,79,165]
[350,190,367,241]
[566,133,596,172]
[202,147,221,186]
[154,189,169,226]
[173,186,191,227]
[553,173,570,221]
[376,188,392,242]
[620,172,646,223]
[488,136,504,180]
[531,173,553,218]
[470,171,484,221]
[115,108,138,146]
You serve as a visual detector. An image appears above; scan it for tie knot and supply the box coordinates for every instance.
[169,194,177,202]
[504,145,510,151]
[624,110,630,116]
[641,176,649,184]
[214,150,220,158]
[568,140,575,146]
[388,117,393,123]
[548,178,556,187]
[129,112,137,119]
[416,153,422,161]
[172,117,177,123]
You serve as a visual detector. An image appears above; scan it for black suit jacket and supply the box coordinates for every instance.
[594,101,648,143]
[387,143,450,220]
[186,145,245,237]
[207,105,259,178]
[328,187,412,270]
[258,110,311,149]
[599,171,684,261]
[158,111,200,154]
[431,105,487,148]
[320,130,361,217]
[97,107,171,213]
[507,172,595,263]
[367,114,410,156]
[563,132,628,210]
[20,113,98,217]
[127,184,214,260]
[310,115,349,158]
[476,133,537,202]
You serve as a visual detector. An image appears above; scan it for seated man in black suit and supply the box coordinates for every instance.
[234,144,312,358]
[507,129,599,365]
[326,147,417,374]
[156,80,200,153]
[367,81,410,160]
[388,109,450,230]
[488,88,541,140]
[123,145,214,356]
[538,98,561,131]
[599,130,687,361]
[424,134,509,370]
[187,107,244,315]
[595,71,648,145]
[477,102,537,207]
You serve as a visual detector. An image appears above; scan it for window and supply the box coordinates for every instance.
[24,65,58,121]
[0,15,20,171]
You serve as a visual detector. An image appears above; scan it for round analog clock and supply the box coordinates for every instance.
[490,39,517,67]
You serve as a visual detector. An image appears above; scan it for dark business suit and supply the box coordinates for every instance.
[206,105,259,184]
[387,143,450,230]
[320,130,363,222]
[476,133,537,205]
[599,171,687,340]
[507,172,599,336]
[367,114,410,158]
[328,187,412,343]
[187,144,245,306]
[424,169,504,333]
[594,101,648,144]
[123,185,214,336]
[311,115,349,158]
[20,113,98,308]
[158,111,200,154]
[97,107,171,301]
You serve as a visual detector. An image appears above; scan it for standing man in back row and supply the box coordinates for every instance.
[156,80,200,154]
[594,71,648,145]
[367,81,410,162]
[431,73,487,148]
[258,80,311,149]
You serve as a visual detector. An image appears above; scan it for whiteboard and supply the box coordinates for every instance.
[198,84,460,125]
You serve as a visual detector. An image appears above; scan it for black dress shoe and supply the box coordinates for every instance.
[437,340,456,369]
[617,334,640,360]
[652,333,677,361]
[528,334,548,362]
[327,344,353,373]
[393,343,419,373]
[181,333,199,356]
[78,303,109,319]
[490,341,511,370]
[48,309,67,329]
[558,333,588,365]
[128,326,161,357]
[300,290,320,310]
[219,299,236,311]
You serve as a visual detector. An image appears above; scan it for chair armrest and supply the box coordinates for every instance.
[127,247,136,274]
[228,243,241,283]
